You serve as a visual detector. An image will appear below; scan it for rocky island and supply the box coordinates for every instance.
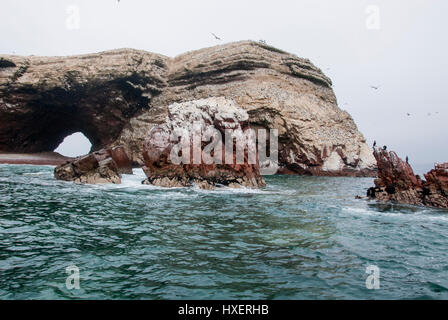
[142,97,266,189]
[1,41,377,187]
[54,146,132,184]
[367,148,448,209]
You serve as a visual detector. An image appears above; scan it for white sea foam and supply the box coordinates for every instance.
[191,184,267,194]
[91,168,188,192]
[23,171,49,176]
[342,205,448,223]
[95,168,274,195]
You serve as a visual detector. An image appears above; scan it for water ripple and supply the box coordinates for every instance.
[1,164,448,299]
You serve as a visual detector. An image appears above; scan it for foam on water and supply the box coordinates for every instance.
[101,168,275,195]
[342,205,448,223]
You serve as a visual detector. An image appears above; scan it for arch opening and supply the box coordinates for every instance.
[54,132,92,157]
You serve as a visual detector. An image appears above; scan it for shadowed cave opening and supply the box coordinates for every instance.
[54,132,92,158]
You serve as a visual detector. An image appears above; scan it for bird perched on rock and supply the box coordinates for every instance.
[383,146,387,151]
[406,156,409,164]
[373,140,377,148]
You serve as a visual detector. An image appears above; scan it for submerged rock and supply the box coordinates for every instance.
[367,148,448,208]
[1,41,375,176]
[54,146,132,184]
[142,97,266,189]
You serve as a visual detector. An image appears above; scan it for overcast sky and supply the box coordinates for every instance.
[1,0,446,174]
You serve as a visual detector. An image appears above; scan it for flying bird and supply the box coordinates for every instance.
[211,33,221,41]
[370,85,381,90]
[407,113,411,116]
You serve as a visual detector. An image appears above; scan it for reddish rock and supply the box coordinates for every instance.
[367,148,448,208]
[422,164,448,208]
[142,97,266,189]
[373,148,421,191]
[108,146,133,174]
[54,146,132,184]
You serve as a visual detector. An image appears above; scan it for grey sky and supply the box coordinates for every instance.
[54,132,91,157]
[1,0,446,174]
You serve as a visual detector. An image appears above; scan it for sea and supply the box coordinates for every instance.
[1,164,447,300]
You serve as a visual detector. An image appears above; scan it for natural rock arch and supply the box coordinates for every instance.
[0,49,169,154]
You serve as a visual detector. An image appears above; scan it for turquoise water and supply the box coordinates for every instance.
[1,164,447,300]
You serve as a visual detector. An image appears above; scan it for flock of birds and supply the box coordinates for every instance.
[406,111,439,117]
[205,36,441,119]
[347,85,440,118]
[113,2,443,120]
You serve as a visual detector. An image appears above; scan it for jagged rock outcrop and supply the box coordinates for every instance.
[1,41,376,176]
[423,165,448,208]
[367,148,448,208]
[54,146,132,184]
[142,97,266,189]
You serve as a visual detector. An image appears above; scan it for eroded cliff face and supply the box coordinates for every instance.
[0,41,376,176]
[0,50,169,153]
